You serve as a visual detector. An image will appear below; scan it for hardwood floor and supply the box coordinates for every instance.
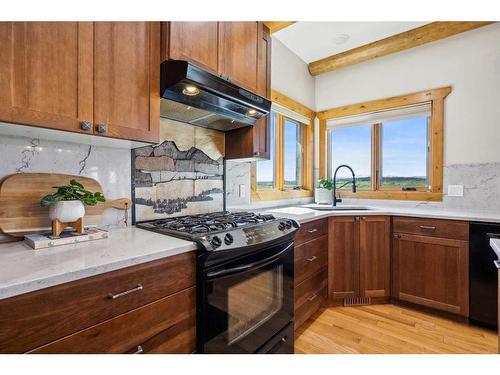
[295,304,498,354]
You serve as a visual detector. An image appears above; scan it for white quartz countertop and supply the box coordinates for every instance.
[0,227,196,300]
[261,204,500,224]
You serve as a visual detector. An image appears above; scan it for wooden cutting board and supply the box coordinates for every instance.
[0,173,130,237]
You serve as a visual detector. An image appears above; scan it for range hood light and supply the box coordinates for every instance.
[247,109,257,116]
[183,85,200,96]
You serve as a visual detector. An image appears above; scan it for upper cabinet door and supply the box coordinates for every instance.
[218,22,259,94]
[166,22,219,74]
[0,22,93,133]
[256,23,271,99]
[94,22,160,143]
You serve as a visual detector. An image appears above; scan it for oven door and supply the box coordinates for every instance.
[198,241,294,354]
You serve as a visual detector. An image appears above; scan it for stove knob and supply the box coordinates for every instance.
[224,233,234,245]
[285,220,293,229]
[278,222,286,231]
[210,236,222,248]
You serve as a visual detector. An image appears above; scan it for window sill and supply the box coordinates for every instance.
[251,189,313,202]
[338,190,442,201]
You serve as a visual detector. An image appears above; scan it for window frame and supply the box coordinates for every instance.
[319,86,451,201]
[252,90,314,202]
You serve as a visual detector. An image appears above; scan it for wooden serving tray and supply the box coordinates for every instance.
[0,173,130,237]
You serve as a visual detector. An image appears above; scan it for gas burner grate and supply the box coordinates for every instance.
[148,211,276,235]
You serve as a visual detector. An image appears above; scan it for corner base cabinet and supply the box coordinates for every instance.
[328,216,391,304]
[392,217,469,317]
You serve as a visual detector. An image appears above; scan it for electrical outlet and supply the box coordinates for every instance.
[239,184,246,198]
[448,185,464,197]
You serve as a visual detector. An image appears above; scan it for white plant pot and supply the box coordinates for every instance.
[315,188,333,205]
[49,200,85,222]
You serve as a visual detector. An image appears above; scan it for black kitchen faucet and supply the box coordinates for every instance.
[332,164,357,206]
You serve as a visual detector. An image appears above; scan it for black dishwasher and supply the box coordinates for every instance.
[469,222,500,329]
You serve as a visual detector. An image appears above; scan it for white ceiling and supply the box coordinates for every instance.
[274,22,431,64]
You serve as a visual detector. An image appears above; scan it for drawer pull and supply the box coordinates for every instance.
[108,284,143,300]
[306,256,318,262]
[132,345,144,354]
[307,293,318,302]
[307,229,318,234]
[419,225,436,231]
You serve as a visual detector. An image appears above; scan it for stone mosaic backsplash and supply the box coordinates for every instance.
[132,118,225,221]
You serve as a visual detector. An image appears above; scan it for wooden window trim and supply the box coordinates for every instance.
[252,90,315,202]
[319,86,451,202]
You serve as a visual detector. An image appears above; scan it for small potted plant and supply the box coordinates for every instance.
[40,179,106,223]
[316,178,333,205]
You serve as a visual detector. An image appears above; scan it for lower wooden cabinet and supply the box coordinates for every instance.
[328,216,391,303]
[0,252,196,354]
[293,221,328,330]
[294,269,327,330]
[30,287,195,354]
[392,233,469,317]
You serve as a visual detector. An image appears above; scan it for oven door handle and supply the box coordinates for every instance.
[206,243,293,280]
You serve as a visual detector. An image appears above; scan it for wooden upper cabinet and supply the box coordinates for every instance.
[256,22,271,99]
[218,22,260,94]
[359,216,391,298]
[0,22,93,134]
[164,22,219,74]
[94,22,160,143]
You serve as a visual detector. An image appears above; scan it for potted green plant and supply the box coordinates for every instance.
[316,178,333,205]
[40,179,106,223]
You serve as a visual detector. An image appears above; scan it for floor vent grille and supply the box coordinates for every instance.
[344,297,371,306]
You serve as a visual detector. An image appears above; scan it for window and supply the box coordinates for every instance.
[320,86,451,201]
[330,124,371,190]
[256,113,277,190]
[253,110,312,200]
[283,118,303,189]
[380,116,428,189]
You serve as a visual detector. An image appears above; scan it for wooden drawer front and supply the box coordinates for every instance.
[0,251,195,353]
[294,235,328,286]
[393,216,469,241]
[294,269,327,330]
[30,286,195,354]
[295,219,328,246]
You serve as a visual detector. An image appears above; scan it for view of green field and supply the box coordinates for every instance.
[256,176,427,191]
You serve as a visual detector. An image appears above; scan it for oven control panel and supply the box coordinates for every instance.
[202,219,299,251]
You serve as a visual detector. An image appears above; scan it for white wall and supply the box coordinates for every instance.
[315,23,500,166]
[271,38,316,110]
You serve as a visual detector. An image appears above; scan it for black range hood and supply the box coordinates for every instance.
[160,60,271,132]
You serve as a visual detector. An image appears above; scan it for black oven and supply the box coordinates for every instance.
[197,239,294,354]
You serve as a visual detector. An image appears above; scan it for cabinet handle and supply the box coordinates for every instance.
[307,229,318,234]
[393,234,401,239]
[108,284,143,300]
[354,217,360,221]
[306,256,318,262]
[96,123,108,134]
[80,121,92,131]
[131,345,144,354]
[419,225,436,231]
[307,293,318,302]
[361,217,366,220]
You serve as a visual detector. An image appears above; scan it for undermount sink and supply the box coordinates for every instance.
[305,205,373,211]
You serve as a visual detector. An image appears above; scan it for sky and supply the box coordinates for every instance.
[256,115,428,183]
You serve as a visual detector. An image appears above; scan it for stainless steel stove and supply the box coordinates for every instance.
[136,211,299,354]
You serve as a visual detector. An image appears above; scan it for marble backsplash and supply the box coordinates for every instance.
[0,134,131,242]
[225,161,500,213]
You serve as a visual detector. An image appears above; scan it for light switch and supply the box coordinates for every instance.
[448,185,464,197]
[239,184,246,198]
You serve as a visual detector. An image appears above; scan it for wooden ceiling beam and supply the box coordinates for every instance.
[308,21,495,76]
[263,21,296,34]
